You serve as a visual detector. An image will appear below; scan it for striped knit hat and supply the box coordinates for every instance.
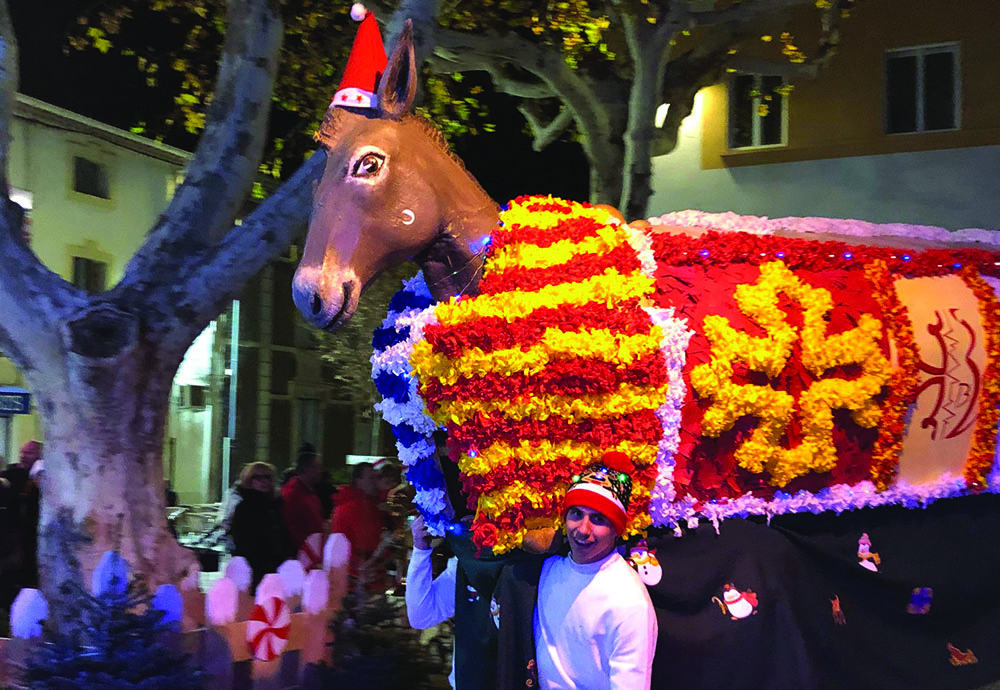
[563,451,634,535]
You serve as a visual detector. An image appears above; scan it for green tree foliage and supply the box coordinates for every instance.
[312,263,417,404]
[71,0,357,178]
[72,0,860,218]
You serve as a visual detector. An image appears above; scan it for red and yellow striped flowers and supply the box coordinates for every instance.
[411,196,684,553]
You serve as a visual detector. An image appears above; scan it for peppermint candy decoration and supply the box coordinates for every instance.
[298,532,323,570]
[246,596,291,661]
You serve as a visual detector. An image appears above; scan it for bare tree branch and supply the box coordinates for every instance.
[0,205,90,380]
[385,0,443,65]
[467,62,557,100]
[809,0,851,71]
[0,0,90,377]
[429,28,621,137]
[517,103,574,151]
[429,27,628,202]
[688,0,818,26]
[0,0,17,186]
[147,150,323,357]
[615,1,688,216]
[118,0,282,292]
[726,55,818,78]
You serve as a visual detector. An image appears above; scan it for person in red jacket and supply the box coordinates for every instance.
[281,449,326,559]
[330,462,390,591]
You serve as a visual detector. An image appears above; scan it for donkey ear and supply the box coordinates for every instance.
[378,20,417,119]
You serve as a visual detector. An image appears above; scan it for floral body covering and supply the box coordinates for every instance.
[649,226,1000,527]
[373,204,1000,545]
[412,196,689,553]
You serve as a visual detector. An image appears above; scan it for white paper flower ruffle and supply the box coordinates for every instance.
[371,272,452,536]
[643,305,693,522]
[649,209,1000,247]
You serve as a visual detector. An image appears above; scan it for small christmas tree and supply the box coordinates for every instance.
[320,589,451,690]
[315,550,452,690]
[24,556,204,690]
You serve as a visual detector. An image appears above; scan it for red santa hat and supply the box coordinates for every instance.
[331,4,388,110]
[563,450,635,535]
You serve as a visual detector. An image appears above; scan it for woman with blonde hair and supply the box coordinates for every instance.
[229,461,293,589]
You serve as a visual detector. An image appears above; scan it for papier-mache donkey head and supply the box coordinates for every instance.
[293,16,499,331]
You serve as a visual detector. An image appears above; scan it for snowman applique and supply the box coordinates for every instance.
[712,583,758,620]
[857,533,881,572]
[628,539,663,586]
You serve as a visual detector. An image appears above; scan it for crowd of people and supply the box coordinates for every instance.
[0,435,654,688]
[222,445,411,593]
[222,443,659,689]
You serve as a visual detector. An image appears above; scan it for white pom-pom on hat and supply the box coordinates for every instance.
[333,1,385,110]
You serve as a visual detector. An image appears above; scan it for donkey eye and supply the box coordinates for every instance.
[352,152,384,177]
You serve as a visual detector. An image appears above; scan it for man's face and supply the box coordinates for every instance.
[19,443,40,468]
[565,505,617,564]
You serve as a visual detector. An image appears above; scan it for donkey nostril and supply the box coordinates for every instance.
[310,292,323,316]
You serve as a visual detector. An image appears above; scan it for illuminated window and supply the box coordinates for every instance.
[72,257,107,293]
[885,44,960,134]
[728,74,787,149]
[73,156,111,199]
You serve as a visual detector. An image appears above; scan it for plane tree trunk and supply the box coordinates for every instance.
[0,0,323,633]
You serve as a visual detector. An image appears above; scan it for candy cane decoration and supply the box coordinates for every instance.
[246,596,291,661]
[298,532,323,570]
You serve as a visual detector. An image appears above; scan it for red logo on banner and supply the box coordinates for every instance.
[915,309,980,440]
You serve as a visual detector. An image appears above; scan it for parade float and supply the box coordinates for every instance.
[292,10,1000,690]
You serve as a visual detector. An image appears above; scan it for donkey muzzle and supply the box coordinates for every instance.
[292,265,357,331]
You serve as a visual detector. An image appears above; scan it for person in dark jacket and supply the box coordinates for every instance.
[230,462,292,590]
[0,440,42,607]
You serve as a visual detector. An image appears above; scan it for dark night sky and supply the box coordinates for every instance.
[8,0,590,205]
[10,0,184,135]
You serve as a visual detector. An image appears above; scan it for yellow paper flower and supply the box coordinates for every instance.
[692,261,891,486]
[410,196,671,554]
[430,382,670,426]
[412,327,664,385]
[459,438,657,477]
[434,270,654,326]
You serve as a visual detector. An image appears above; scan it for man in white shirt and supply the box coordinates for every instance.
[406,514,459,688]
[533,451,658,690]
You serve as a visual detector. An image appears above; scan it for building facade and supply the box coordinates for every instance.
[2,96,375,504]
[649,0,1000,231]
[2,95,190,464]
